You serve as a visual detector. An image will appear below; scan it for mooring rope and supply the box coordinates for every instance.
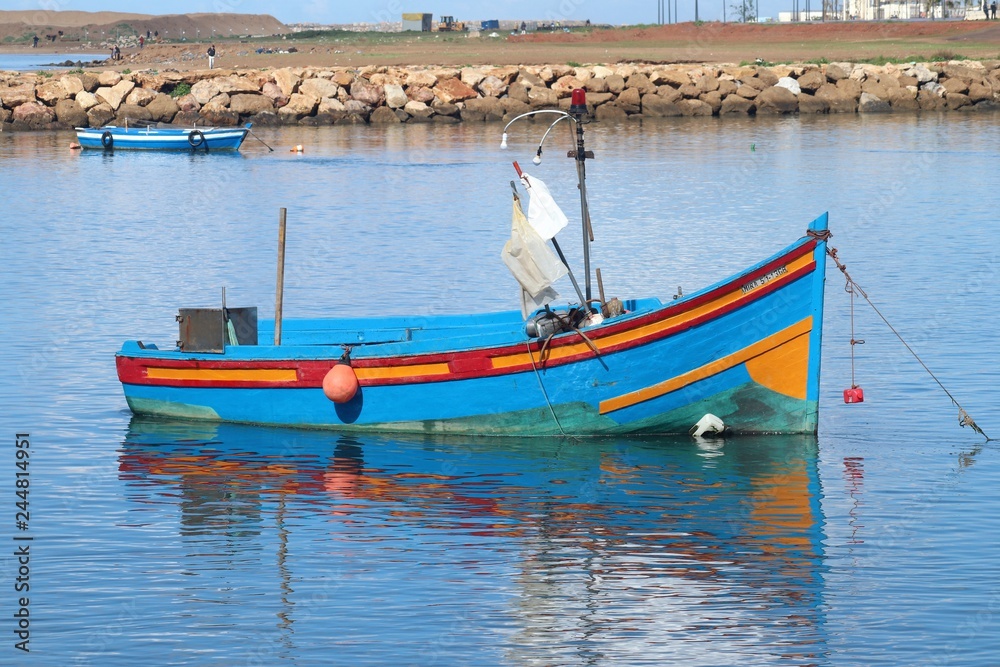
[827,246,993,441]
[525,340,568,437]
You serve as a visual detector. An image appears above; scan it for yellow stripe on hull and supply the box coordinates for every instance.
[146,368,299,382]
[599,317,813,415]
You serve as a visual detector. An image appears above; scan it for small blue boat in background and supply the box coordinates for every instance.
[75,122,251,151]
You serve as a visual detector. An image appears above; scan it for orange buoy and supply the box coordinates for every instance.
[69,142,81,150]
[291,144,303,153]
[322,363,358,403]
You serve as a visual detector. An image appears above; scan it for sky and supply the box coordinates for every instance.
[5,0,793,28]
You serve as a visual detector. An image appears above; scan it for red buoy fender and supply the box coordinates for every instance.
[323,364,359,403]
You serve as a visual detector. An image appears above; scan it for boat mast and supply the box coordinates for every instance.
[568,89,594,306]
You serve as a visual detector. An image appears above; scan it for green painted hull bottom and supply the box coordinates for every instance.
[127,381,818,436]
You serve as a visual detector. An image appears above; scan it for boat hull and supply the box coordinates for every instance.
[76,125,249,150]
[116,214,830,436]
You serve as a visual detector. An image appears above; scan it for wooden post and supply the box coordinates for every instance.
[274,208,286,346]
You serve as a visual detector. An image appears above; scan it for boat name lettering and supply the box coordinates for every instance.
[741,266,787,294]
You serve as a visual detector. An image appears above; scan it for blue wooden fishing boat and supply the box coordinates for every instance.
[115,90,830,436]
[75,122,250,151]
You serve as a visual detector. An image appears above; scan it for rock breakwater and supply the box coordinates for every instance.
[2,60,999,131]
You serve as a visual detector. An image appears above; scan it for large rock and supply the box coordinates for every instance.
[229,93,273,115]
[499,97,530,115]
[408,86,435,104]
[735,84,760,99]
[815,84,857,113]
[626,73,656,94]
[917,89,947,110]
[433,77,477,103]
[384,83,408,108]
[403,100,433,121]
[551,75,584,97]
[797,93,829,114]
[79,72,100,92]
[617,86,641,112]
[405,70,437,87]
[775,76,801,95]
[887,87,919,111]
[755,86,798,114]
[215,76,259,94]
[86,102,115,128]
[300,78,340,99]
[462,96,504,121]
[676,99,713,116]
[75,91,100,111]
[350,80,384,106]
[640,93,682,117]
[175,93,201,113]
[478,75,507,97]
[97,71,121,86]
[527,85,559,108]
[460,67,486,88]
[858,92,891,113]
[0,84,36,108]
[279,93,318,119]
[585,77,609,93]
[942,77,970,95]
[261,81,288,107]
[593,103,628,121]
[946,92,971,110]
[906,64,937,84]
[653,68,691,87]
[825,63,850,82]
[369,105,400,123]
[605,74,626,94]
[191,79,222,105]
[12,101,53,128]
[116,103,153,123]
[968,81,994,103]
[720,94,753,114]
[319,97,347,114]
[54,98,87,126]
[95,80,135,111]
[200,107,240,126]
[36,80,69,104]
[145,93,179,122]
[331,70,355,87]
[797,69,826,93]
[507,82,529,103]
[125,87,158,106]
[272,69,301,97]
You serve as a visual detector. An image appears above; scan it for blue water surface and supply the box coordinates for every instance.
[1,114,998,665]
[0,52,106,71]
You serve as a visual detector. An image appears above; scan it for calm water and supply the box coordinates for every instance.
[0,53,106,71]
[1,114,999,665]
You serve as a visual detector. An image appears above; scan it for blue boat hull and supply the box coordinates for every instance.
[76,124,249,150]
[116,214,830,436]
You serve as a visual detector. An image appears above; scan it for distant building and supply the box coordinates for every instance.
[402,13,433,31]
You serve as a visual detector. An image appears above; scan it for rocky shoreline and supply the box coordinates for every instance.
[2,60,999,131]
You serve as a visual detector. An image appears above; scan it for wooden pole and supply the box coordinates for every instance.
[274,207,286,346]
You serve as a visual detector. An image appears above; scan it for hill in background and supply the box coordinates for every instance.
[0,10,285,43]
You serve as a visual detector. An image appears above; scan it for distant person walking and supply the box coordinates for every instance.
[139,35,144,48]
[32,34,38,47]
[207,44,216,69]
[992,1,996,19]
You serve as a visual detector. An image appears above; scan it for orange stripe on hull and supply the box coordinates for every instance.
[599,317,813,415]
[146,367,299,382]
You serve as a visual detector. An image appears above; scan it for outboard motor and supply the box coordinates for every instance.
[526,309,570,339]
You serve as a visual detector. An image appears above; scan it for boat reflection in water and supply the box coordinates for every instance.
[120,417,827,663]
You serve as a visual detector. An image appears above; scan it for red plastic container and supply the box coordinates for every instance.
[843,387,865,404]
